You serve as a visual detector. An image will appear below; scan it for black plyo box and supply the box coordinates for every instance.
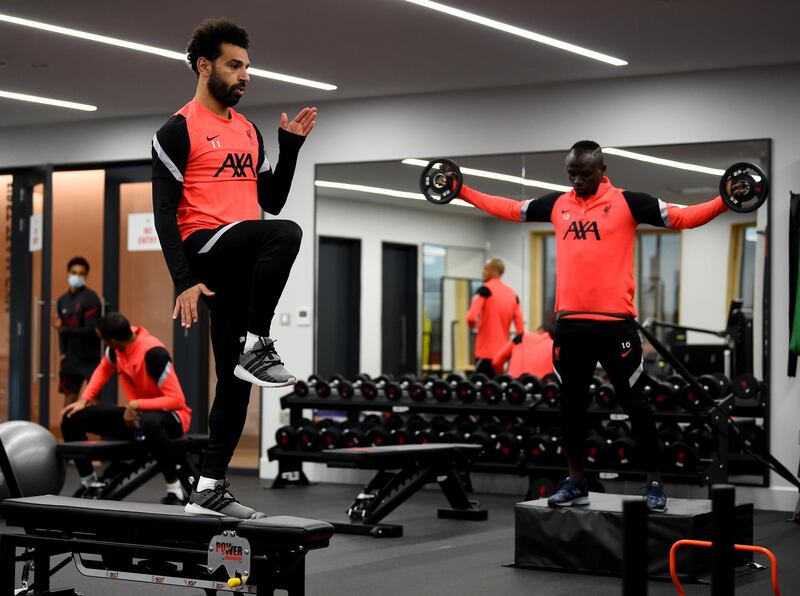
[513,492,753,580]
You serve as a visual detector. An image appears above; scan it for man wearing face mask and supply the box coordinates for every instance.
[55,256,102,407]
[152,18,315,518]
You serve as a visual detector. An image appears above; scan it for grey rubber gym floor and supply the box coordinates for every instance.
[2,470,798,595]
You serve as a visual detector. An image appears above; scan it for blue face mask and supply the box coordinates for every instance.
[68,274,85,289]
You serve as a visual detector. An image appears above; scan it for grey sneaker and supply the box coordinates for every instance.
[184,479,264,519]
[644,481,668,512]
[547,476,590,507]
[234,337,297,388]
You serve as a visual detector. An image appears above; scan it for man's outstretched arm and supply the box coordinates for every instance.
[623,191,728,230]
[459,186,560,223]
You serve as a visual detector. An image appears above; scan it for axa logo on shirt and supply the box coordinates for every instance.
[563,220,601,240]
[213,152,256,178]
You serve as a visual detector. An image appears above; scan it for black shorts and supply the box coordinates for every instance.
[58,374,85,395]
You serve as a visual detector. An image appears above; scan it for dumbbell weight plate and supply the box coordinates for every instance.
[719,162,769,213]
[419,159,463,205]
[730,373,759,399]
[527,477,556,500]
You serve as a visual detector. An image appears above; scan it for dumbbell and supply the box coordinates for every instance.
[662,433,698,473]
[481,374,515,405]
[406,414,428,432]
[505,374,542,406]
[584,429,608,468]
[385,375,417,401]
[540,373,560,407]
[587,375,605,400]
[275,420,305,450]
[298,419,330,451]
[731,420,765,453]
[526,477,556,500]
[668,376,703,412]
[523,428,557,465]
[656,421,683,451]
[456,373,490,403]
[340,416,382,448]
[294,375,325,397]
[672,373,727,412]
[730,373,764,400]
[316,375,347,398]
[337,373,372,399]
[642,378,677,411]
[604,421,639,469]
[319,421,344,449]
[409,376,441,402]
[366,424,392,447]
[595,382,617,409]
[431,374,462,402]
[463,426,492,459]
[494,424,528,462]
[685,424,715,458]
[360,375,393,400]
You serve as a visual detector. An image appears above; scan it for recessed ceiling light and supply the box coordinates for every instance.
[603,147,726,176]
[0,12,337,91]
[399,0,627,66]
[0,89,96,111]
[315,180,474,207]
[402,158,571,193]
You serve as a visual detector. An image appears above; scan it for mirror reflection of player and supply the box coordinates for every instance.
[54,256,102,407]
[492,325,554,378]
[466,258,524,378]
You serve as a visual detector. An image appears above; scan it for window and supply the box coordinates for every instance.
[528,232,556,328]
[728,224,757,310]
[635,231,681,324]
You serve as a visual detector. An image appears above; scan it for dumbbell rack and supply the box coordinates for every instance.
[268,390,769,493]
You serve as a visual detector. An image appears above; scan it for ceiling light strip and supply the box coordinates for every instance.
[603,147,726,176]
[399,0,627,66]
[402,158,571,192]
[0,89,97,111]
[0,12,337,91]
[315,180,474,207]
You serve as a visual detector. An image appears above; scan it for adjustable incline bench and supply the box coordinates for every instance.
[318,443,487,537]
[0,496,333,595]
[56,434,209,500]
[0,427,334,596]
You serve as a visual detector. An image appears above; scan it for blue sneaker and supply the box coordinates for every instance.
[644,481,668,512]
[547,477,590,507]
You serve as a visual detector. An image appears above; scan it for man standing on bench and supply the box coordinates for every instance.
[152,18,315,518]
[61,313,192,505]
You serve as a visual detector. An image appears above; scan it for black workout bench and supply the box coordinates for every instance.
[320,443,487,537]
[0,495,333,596]
[56,434,209,500]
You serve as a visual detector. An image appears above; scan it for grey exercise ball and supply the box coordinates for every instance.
[0,420,65,500]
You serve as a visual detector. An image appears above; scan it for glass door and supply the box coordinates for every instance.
[8,167,51,424]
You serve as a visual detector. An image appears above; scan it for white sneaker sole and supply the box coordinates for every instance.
[184,502,226,516]
[549,496,590,507]
[233,365,297,388]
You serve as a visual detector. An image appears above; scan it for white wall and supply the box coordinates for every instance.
[315,195,487,375]
[3,63,799,509]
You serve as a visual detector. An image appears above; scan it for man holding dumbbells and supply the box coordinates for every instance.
[467,258,524,378]
[456,141,733,512]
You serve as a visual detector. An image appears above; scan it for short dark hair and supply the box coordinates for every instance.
[570,140,602,153]
[67,256,90,273]
[186,18,249,75]
[97,313,133,342]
